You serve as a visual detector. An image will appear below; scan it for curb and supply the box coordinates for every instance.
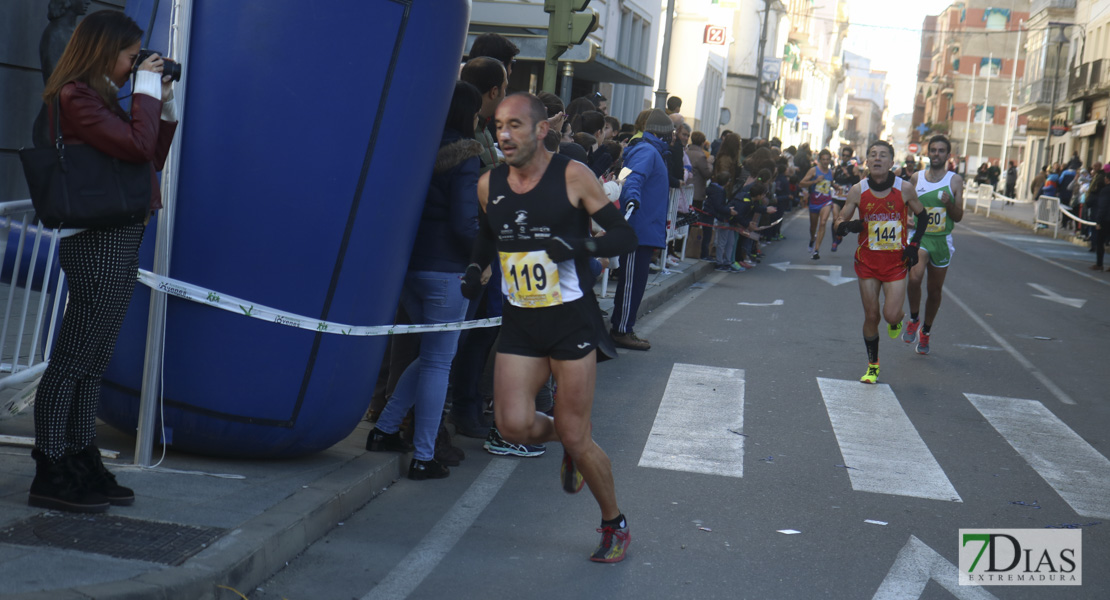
[8,453,402,600]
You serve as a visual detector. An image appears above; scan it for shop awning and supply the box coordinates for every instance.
[1071,120,1100,138]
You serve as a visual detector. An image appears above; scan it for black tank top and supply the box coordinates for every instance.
[486,153,589,303]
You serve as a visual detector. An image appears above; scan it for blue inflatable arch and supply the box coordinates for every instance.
[98,0,471,457]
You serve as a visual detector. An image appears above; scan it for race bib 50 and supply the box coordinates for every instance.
[925,207,947,233]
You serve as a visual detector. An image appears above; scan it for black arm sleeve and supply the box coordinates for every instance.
[468,208,497,269]
[910,208,929,245]
[588,202,639,256]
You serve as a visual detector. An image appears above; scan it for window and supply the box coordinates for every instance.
[974,105,995,124]
[980,57,1002,77]
[984,8,1010,31]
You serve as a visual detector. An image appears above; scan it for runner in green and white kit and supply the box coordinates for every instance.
[903,135,963,354]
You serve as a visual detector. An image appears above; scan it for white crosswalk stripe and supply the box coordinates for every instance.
[638,363,745,478]
[966,393,1110,520]
[639,368,1108,517]
[817,378,963,503]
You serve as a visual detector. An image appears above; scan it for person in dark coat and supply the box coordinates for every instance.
[1092,167,1110,271]
[367,81,483,481]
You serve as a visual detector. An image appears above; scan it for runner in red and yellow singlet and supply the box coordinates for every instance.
[834,141,929,384]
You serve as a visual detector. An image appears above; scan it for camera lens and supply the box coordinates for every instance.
[163,59,182,82]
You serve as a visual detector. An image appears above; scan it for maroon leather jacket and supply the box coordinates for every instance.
[57,81,177,211]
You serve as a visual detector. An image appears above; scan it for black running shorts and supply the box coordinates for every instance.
[498,298,599,361]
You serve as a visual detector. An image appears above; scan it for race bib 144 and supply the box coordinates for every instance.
[868,220,903,251]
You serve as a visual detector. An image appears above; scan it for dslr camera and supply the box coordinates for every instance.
[134,49,182,82]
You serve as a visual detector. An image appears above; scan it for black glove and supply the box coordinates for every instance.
[835,219,863,237]
[544,236,586,262]
[623,200,639,218]
[460,263,484,300]
[903,243,920,268]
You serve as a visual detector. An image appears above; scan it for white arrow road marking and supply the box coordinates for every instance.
[873,536,999,600]
[639,364,745,478]
[966,394,1110,519]
[817,378,962,502]
[737,299,785,306]
[1027,283,1087,308]
[769,261,857,286]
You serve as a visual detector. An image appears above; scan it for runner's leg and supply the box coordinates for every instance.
[549,352,620,520]
[906,249,928,315]
[494,353,558,445]
[923,262,949,327]
[814,203,832,252]
[880,278,908,328]
[858,277,883,338]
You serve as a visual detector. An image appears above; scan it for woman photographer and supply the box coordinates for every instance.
[29,10,177,513]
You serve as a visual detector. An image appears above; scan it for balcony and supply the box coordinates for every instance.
[1017,77,1066,115]
[1030,0,1077,14]
[1067,60,1109,101]
[784,78,803,101]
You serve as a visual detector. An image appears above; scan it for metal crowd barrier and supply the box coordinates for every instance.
[0,200,65,420]
[1034,196,1062,238]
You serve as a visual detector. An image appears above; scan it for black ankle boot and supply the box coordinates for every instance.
[68,445,135,506]
[408,458,450,480]
[28,449,110,513]
[434,423,464,466]
[365,427,414,452]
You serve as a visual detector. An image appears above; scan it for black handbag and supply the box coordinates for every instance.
[19,98,151,230]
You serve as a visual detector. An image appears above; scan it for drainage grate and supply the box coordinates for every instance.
[0,513,226,565]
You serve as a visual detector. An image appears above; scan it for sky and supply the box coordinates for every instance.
[843,0,955,116]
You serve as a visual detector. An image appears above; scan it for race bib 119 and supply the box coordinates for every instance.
[499,250,562,308]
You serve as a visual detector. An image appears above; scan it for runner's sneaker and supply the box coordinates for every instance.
[916,332,931,355]
[560,452,585,494]
[860,362,880,384]
[811,251,820,260]
[887,321,902,339]
[902,319,920,343]
[808,239,815,253]
[484,427,546,457]
[590,523,631,563]
[831,237,840,252]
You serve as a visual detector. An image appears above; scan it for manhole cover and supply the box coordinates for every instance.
[0,513,226,565]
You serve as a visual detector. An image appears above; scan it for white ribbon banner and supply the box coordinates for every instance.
[136,269,500,336]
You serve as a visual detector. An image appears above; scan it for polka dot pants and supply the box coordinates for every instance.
[34,223,145,461]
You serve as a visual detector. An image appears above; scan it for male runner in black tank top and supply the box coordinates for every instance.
[461,92,639,562]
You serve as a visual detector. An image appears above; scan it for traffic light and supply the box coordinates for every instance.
[543,0,599,92]
[544,0,598,57]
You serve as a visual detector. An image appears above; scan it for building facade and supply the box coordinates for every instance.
[919,1,1030,177]
[777,0,849,149]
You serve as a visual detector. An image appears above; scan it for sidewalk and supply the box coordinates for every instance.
[967,196,1090,246]
[0,256,718,600]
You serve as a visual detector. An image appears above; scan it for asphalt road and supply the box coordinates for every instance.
[250,209,1109,600]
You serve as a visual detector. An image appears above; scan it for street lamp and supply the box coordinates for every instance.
[1045,25,1070,154]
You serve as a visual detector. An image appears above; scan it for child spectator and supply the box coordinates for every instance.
[705,172,737,272]
[728,181,777,270]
